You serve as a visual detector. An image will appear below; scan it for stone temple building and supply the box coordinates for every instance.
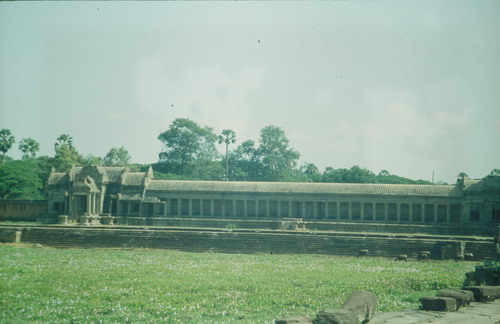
[47,165,500,229]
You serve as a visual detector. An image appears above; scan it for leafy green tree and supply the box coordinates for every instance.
[489,169,500,177]
[257,125,300,181]
[0,129,15,164]
[18,138,40,160]
[53,134,82,171]
[322,165,376,183]
[218,129,236,180]
[300,162,321,182]
[0,160,44,199]
[157,118,219,176]
[81,155,103,166]
[102,146,131,166]
[228,140,261,181]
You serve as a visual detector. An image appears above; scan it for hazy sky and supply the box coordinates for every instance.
[1,1,499,183]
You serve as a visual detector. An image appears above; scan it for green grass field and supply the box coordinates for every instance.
[0,244,475,323]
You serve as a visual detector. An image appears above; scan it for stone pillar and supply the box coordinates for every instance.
[188,199,193,217]
[244,200,248,218]
[87,194,91,214]
[325,202,329,219]
[266,200,270,218]
[434,204,437,223]
[233,200,237,218]
[211,199,215,217]
[409,204,413,223]
[348,202,352,220]
[384,203,388,222]
[289,201,293,217]
[313,202,318,219]
[200,199,204,217]
[360,202,365,221]
[336,203,340,220]
[397,203,401,222]
[446,204,451,223]
[221,200,226,218]
[177,199,181,217]
[302,201,307,219]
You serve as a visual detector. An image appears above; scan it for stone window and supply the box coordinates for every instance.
[191,199,200,216]
[327,202,337,219]
[247,200,256,217]
[258,200,267,217]
[400,204,409,222]
[203,199,211,216]
[170,199,178,215]
[214,200,222,217]
[492,209,500,221]
[470,210,480,222]
[340,202,349,220]
[412,204,422,222]
[181,199,189,216]
[375,203,385,221]
[292,201,302,218]
[317,202,325,219]
[305,201,314,219]
[280,201,289,218]
[424,204,434,222]
[450,204,461,223]
[224,200,233,217]
[437,204,447,222]
[270,201,279,218]
[363,203,373,221]
[157,203,165,216]
[388,203,397,221]
[236,200,245,218]
[132,203,140,214]
[351,203,361,220]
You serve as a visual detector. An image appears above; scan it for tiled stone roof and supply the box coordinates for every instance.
[147,180,463,197]
[48,173,68,185]
[122,173,146,186]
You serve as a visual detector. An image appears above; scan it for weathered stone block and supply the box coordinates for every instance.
[436,289,471,309]
[457,289,475,302]
[419,296,457,312]
[313,309,358,324]
[274,315,313,324]
[341,290,377,323]
[0,229,22,243]
[463,286,500,302]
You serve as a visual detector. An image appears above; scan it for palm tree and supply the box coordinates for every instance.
[218,129,236,181]
[19,138,40,159]
[0,129,15,164]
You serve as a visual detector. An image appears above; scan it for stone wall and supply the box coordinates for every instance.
[0,200,47,222]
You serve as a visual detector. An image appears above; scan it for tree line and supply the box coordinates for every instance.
[1,121,498,200]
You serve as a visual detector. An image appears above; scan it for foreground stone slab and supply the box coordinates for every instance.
[463,286,500,302]
[419,296,457,312]
[274,316,313,324]
[313,309,358,324]
[341,290,378,323]
[372,300,500,324]
[436,289,472,309]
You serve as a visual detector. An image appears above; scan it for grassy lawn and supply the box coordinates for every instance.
[0,244,475,323]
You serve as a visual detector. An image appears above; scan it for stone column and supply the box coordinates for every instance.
[396,204,401,222]
[384,203,388,222]
[233,200,237,218]
[211,199,215,217]
[446,204,451,223]
[244,200,248,218]
[313,202,318,219]
[348,202,352,221]
[200,199,204,217]
[221,201,226,218]
[266,200,270,218]
[336,203,340,220]
[409,204,413,223]
[289,201,293,218]
[325,202,329,219]
[360,202,365,221]
[188,199,193,217]
[433,204,437,223]
[302,201,307,219]
[87,194,91,214]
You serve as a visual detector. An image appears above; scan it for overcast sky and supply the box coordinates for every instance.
[1,1,499,183]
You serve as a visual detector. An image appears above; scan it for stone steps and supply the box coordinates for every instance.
[17,227,497,260]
